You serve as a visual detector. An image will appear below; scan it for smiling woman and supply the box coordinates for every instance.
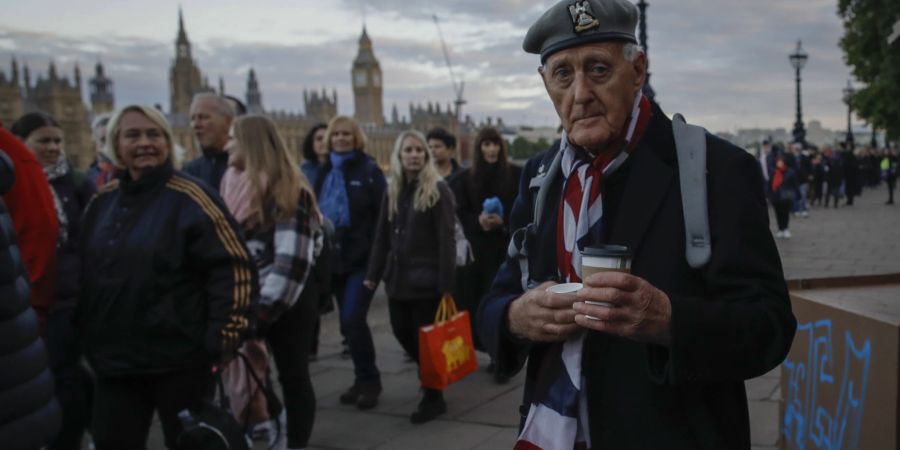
[78,104,257,449]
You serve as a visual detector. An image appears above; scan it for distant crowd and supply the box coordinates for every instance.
[756,139,898,238]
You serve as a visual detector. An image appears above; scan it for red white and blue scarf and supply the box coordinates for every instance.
[516,93,651,450]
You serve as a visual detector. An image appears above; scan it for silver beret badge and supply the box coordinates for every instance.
[569,1,600,33]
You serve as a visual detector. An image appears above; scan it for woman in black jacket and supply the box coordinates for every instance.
[11,111,95,450]
[0,148,62,450]
[364,130,456,424]
[314,115,386,409]
[77,105,257,450]
[454,127,521,357]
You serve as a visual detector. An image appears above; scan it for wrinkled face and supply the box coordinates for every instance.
[330,122,356,153]
[190,97,232,152]
[540,42,645,153]
[481,141,501,164]
[313,128,328,158]
[427,138,453,163]
[25,126,64,167]
[400,136,427,175]
[117,111,170,179]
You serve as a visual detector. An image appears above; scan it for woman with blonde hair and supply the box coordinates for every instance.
[78,104,256,449]
[314,115,386,409]
[220,114,322,450]
[364,130,456,424]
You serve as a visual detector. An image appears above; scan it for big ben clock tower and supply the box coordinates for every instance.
[352,27,385,127]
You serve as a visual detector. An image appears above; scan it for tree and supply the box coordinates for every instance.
[838,0,900,141]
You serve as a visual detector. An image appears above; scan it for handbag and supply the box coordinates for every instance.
[175,369,251,450]
[418,294,478,389]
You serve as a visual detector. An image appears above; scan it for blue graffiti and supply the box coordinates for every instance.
[782,320,871,450]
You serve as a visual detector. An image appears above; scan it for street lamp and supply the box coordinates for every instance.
[788,40,808,146]
[637,0,656,102]
[842,79,855,149]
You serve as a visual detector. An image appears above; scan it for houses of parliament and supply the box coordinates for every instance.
[0,10,479,170]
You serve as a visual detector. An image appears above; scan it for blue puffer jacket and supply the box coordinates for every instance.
[0,149,62,449]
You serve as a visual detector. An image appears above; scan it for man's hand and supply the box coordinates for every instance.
[363,279,377,290]
[508,281,580,342]
[573,272,672,346]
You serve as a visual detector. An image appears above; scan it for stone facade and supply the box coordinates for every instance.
[0,59,95,168]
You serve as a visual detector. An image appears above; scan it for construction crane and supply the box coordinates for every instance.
[432,14,466,121]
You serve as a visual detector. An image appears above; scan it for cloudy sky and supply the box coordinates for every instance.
[0,0,857,133]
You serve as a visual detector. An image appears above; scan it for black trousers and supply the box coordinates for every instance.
[45,305,91,450]
[388,296,442,376]
[887,179,896,203]
[267,292,317,449]
[773,199,793,231]
[91,367,212,450]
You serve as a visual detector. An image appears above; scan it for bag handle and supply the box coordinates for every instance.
[433,294,458,324]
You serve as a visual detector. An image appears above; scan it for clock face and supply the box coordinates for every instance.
[373,73,381,87]
[354,71,366,87]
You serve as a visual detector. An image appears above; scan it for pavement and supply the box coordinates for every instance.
[147,183,899,450]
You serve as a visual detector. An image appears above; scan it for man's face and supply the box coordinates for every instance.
[540,42,645,153]
[427,138,453,164]
[190,97,232,152]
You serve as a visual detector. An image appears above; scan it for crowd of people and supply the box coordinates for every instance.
[0,88,520,449]
[757,139,898,238]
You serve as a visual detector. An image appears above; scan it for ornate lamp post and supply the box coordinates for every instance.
[637,0,656,101]
[788,40,808,145]
[842,79,855,149]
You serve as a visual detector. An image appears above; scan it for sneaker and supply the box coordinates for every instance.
[410,390,447,424]
[356,382,382,410]
[800,211,809,218]
[775,230,784,239]
[339,384,360,405]
[783,230,792,239]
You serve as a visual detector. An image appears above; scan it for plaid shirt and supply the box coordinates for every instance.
[246,191,321,316]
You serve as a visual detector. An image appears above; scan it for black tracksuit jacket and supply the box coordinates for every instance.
[77,162,258,377]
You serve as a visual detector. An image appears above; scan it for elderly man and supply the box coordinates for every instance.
[185,93,234,190]
[477,1,796,449]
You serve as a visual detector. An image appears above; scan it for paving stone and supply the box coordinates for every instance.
[372,420,506,450]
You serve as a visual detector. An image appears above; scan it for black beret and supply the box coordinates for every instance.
[524,0,639,64]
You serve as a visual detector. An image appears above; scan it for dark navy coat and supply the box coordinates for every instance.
[478,103,796,450]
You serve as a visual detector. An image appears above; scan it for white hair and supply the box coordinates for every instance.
[190,92,235,119]
[623,43,644,62]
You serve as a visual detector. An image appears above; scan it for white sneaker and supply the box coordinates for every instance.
[783,230,792,239]
[801,211,809,218]
[775,230,784,239]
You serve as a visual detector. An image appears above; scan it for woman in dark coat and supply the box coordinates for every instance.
[364,130,456,424]
[314,116,386,409]
[11,112,95,450]
[299,123,328,186]
[0,148,62,450]
[455,127,521,357]
[77,105,256,450]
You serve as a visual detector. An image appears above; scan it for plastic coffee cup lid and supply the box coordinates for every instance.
[546,283,583,294]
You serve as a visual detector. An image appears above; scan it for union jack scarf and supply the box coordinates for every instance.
[515,92,651,450]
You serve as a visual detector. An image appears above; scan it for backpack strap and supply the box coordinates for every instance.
[508,146,565,290]
[672,113,712,269]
